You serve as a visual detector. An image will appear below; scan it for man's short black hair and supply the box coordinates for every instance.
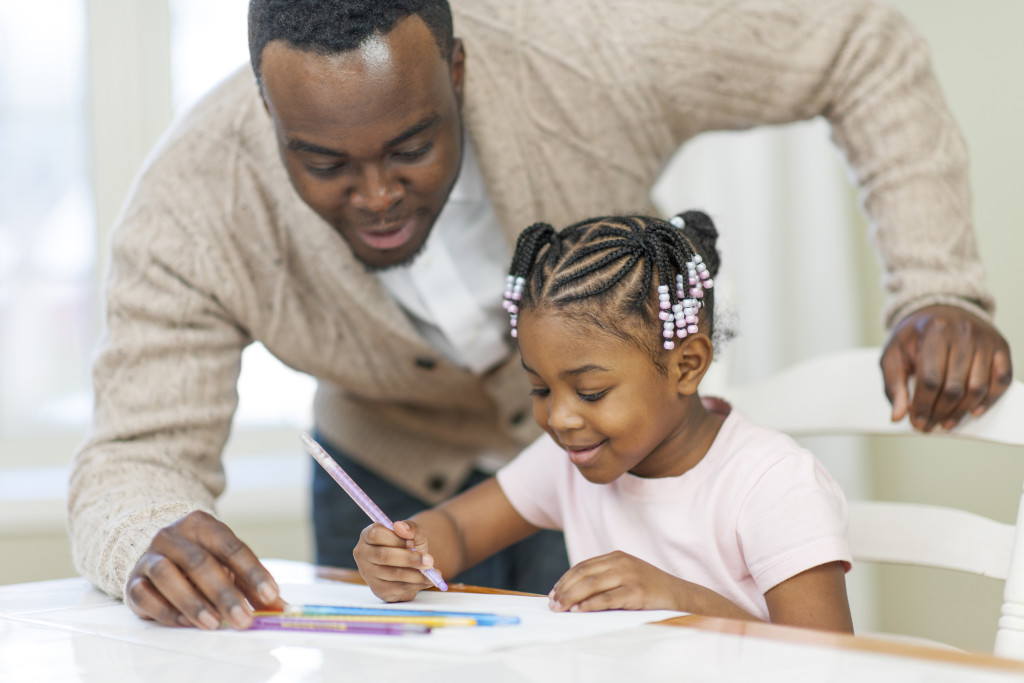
[249,0,455,86]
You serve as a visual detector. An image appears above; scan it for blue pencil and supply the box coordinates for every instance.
[279,604,520,627]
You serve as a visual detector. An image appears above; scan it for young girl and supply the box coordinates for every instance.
[354,212,853,632]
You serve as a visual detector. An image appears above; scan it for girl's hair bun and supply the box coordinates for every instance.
[673,210,720,277]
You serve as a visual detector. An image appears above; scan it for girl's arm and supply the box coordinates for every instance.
[550,555,852,633]
[763,561,853,632]
[354,478,541,602]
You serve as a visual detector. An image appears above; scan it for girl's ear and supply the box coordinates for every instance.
[671,333,713,396]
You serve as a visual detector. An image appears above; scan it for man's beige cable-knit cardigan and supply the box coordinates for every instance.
[69,0,994,599]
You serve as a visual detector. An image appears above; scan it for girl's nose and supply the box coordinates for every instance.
[547,396,585,432]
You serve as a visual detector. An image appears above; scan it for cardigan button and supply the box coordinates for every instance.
[414,357,436,370]
[509,410,528,426]
[427,475,447,492]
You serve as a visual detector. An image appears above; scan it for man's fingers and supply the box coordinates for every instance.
[129,551,223,629]
[146,511,260,630]
[927,332,975,429]
[125,574,188,627]
[978,345,1014,414]
[195,519,282,611]
[884,305,1014,431]
[880,342,912,422]
[907,328,951,431]
[942,348,992,429]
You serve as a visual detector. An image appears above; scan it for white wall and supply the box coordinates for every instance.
[860,0,1024,654]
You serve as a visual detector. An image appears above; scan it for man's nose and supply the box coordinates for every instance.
[349,165,403,213]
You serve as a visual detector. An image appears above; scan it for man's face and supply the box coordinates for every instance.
[260,16,464,269]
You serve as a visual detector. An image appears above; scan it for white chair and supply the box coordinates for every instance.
[722,347,1024,659]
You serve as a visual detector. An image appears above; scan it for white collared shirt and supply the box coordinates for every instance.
[377,139,512,375]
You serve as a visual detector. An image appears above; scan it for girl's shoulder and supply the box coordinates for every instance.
[705,406,819,474]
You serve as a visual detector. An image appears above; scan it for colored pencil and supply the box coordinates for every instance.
[263,604,520,627]
[249,615,430,636]
[254,612,476,628]
[300,433,448,591]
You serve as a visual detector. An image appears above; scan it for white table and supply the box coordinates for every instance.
[3,559,1023,682]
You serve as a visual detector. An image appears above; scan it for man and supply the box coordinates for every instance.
[69,0,1011,631]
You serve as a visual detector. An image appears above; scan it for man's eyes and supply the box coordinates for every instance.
[305,162,346,177]
[300,142,433,177]
[392,142,433,161]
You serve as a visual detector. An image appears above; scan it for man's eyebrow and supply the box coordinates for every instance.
[385,114,440,148]
[284,114,442,158]
[286,139,345,157]
[520,359,610,378]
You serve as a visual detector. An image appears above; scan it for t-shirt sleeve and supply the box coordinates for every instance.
[495,433,566,531]
[737,450,852,594]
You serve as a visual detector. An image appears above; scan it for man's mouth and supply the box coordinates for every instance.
[354,218,417,251]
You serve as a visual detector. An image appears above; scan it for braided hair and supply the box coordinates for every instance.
[503,212,721,373]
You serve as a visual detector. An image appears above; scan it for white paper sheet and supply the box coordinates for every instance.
[268,581,689,653]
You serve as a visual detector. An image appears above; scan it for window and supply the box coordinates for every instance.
[0,0,313,468]
[0,2,94,446]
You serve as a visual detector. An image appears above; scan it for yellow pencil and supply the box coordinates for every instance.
[253,611,477,627]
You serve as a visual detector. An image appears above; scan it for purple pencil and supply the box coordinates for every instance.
[299,433,449,591]
[250,615,430,636]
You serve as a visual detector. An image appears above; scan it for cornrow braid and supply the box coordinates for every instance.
[504,222,557,337]
[502,212,721,368]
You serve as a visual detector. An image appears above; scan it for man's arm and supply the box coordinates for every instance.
[630,0,1010,425]
[68,198,281,627]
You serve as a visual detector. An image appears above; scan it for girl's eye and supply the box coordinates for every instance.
[578,390,609,403]
[529,387,550,398]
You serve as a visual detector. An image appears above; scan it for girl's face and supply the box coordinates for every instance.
[517,308,704,483]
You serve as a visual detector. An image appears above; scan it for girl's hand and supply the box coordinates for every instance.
[547,551,687,613]
[353,520,436,602]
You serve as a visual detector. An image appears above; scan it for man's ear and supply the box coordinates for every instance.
[450,38,466,106]
[671,333,713,396]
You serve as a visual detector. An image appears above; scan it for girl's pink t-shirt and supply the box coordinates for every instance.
[495,409,851,620]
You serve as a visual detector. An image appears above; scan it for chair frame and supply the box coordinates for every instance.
[723,347,1024,659]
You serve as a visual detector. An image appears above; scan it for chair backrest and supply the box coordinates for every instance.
[722,347,1024,659]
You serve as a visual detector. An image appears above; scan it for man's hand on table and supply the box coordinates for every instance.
[881,304,1012,432]
[125,511,285,629]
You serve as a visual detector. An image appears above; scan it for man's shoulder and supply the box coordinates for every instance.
[147,66,274,178]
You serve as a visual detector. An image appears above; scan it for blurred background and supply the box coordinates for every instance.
[0,0,1020,653]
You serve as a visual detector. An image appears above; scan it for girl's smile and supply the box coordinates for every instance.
[563,440,607,467]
